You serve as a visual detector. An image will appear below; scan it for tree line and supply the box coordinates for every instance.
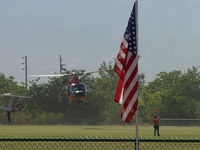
[0,63,200,125]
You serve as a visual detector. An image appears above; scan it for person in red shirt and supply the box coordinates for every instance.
[153,115,160,136]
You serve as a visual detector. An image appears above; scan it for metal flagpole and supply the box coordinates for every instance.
[135,0,139,150]
[135,110,139,150]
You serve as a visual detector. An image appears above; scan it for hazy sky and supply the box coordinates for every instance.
[0,0,200,84]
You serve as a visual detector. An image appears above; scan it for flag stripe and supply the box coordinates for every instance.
[114,40,128,77]
[121,88,139,121]
[123,69,138,101]
[123,81,138,109]
[114,78,124,104]
[123,99,138,122]
[124,55,138,84]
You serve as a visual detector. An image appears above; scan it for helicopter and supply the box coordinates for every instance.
[30,68,113,107]
[0,93,32,123]
[65,72,87,101]
[30,71,90,105]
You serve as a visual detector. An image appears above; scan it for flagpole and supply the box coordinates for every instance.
[135,110,139,150]
[135,0,139,150]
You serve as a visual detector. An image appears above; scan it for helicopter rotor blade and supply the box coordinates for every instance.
[85,69,114,75]
[30,74,69,77]
[0,93,32,99]
[30,68,114,78]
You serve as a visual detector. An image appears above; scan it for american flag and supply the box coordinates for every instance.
[114,1,138,123]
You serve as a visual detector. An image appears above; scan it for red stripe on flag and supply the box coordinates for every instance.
[124,65,138,91]
[114,65,121,77]
[116,53,126,66]
[123,100,138,123]
[125,55,137,71]
[114,69,125,103]
[123,81,138,110]
[120,43,128,53]
[114,78,124,103]
[114,42,128,77]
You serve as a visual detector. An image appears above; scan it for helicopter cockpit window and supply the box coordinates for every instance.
[70,83,87,93]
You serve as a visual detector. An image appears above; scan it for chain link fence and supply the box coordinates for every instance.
[0,137,199,150]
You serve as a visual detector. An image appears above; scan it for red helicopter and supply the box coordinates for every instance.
[63,72,87,102]
[30,72,89,104]
[30,68,111,107]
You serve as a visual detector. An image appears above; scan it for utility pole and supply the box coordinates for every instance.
[22,56,28,90]
[59,55,66,74]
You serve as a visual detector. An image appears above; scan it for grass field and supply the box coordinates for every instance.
[0,125,199,137]
[0,125,199,150]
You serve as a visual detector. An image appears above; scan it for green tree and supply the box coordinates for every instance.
[140,66,200,121]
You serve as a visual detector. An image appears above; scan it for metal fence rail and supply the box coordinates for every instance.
[0,137,199,150]
[139,139,200,150]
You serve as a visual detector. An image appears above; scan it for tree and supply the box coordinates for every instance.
[140,66,200,121]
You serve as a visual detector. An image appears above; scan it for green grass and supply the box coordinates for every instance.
[0,125,199,150]
[0,125,199,138]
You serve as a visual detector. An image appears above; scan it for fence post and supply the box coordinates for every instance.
[134,139,139,150]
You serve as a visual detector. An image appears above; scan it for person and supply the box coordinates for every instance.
[69,74,80,84]
[10,103,20,112]
[153,115,160,136]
